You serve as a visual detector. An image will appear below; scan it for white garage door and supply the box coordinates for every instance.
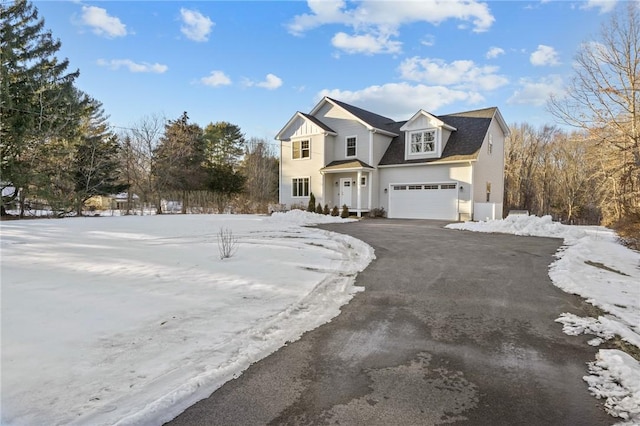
[388,182,458,220]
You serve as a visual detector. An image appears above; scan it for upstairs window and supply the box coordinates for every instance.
[488,134,493,154]
[292,139,310,159]
[409,130,436,154]
[346,136,357,157]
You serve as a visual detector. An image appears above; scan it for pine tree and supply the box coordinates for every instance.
[203,122,247,212]
[71,97,127,215]
[153,112,207,213]
[1,0,82,216]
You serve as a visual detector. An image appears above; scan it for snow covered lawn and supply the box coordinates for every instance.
[447,215,640,424]
[1,212,374,425]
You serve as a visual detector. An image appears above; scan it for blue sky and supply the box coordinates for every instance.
[34,0,617,141]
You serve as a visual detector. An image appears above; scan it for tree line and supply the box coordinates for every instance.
[1,0,638,239]
[505,2,639,245]
[1,0,278,218]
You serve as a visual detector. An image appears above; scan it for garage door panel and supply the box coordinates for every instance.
[389,183,458,220]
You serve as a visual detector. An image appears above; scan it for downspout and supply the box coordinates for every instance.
[279,139,283,205]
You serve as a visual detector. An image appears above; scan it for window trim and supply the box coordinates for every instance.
[292,177,310,198]
[292,139,311,160]
[345,136,357,158]
[407,128,438,158]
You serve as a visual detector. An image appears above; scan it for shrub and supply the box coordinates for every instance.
[340,204,349,218]
[316,202,323,214]
[217,227,238,259]
[369,207,386,218]
[323,204,330,215]
[331,206,339,216]
[307,193,316,213]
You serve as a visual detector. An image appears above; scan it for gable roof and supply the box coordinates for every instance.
[275,111,337,140]
[310,97,399,137]
[379,108,498,166]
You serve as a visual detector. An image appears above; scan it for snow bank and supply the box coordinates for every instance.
[584,350,640,424]
[446,214,640,422]
[268,209,358,225]
[1,214,373,425]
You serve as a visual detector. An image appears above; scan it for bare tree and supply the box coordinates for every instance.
[549,2,640,222]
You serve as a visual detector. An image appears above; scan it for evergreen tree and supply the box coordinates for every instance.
[203,121,247,212]
[1,0,82,216]
[71,97,127,215]
[307,193,316,212]
[153,112,206,213]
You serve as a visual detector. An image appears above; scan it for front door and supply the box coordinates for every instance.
[340,178,352,208]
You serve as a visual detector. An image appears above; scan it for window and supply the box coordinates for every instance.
[393,185,407,190]
[424,184,438,190]
[488,134,493,154]
[346,137,357,157]
[292,177,310,197]
[360,176,367,186]
[441,184,457,189]
[486,182,492,202]
[409,130,436,154]
[292,140,310,159]
[408,185,422,190]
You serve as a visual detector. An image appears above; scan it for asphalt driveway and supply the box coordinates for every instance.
[167,219,611,425]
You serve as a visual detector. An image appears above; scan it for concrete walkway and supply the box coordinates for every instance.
[167,219,611,425]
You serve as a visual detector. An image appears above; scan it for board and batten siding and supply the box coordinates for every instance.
[279,115,327,207]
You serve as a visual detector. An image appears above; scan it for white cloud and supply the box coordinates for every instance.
[80,6,127,38]
[398,57,509,91]
[96,59,168,73]
[530,44,560,66]
[288,0,494,54]
[507,75,565,106]
[180,8,214,42]
[486,46,505,59]
[581,0,618,13]
[318,82,484,119]
[420,34,436,47]
[245,73,283,90]
[201,70,231,87]
[331,31,402,55]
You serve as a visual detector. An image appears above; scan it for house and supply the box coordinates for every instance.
[276,97,509,221]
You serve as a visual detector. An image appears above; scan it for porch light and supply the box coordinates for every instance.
[335,181,339,186]
[459,186,464,192]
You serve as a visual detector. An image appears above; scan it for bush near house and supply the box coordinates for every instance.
[340,205,349,218]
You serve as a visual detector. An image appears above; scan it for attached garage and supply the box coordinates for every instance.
[388,182,459,220]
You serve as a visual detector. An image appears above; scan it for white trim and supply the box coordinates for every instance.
[400,109,457,132]
[291,176,311,198]
[291,139,311,160]
[378,159,477,168]
[321,166,375,173]
[345,135,357,158]
[309,97,399,137]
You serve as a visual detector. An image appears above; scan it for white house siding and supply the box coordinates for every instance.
[370,132,394,209]
[313,103,373,164]
[472,118,505,219]
[279,117,327,207]
[378,163,473,219]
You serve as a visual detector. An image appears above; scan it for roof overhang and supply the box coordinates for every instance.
[320,159,375,173]
[275,111,337,141]
[400,109,457,132]
[310,97,398,137]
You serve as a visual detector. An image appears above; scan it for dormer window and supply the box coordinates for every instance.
[410,130,436,154]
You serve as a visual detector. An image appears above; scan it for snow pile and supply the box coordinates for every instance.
[446,214,640,422]
[1,214,373,426]
[584,350,640,424]
[268,209,358,225]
